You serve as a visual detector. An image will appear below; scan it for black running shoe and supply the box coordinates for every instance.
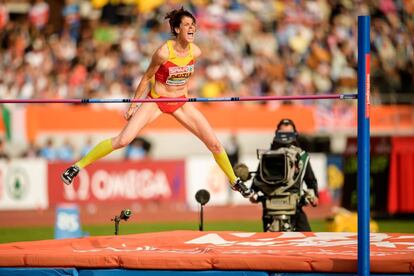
[61,165,80,185]
[231,178,254,198]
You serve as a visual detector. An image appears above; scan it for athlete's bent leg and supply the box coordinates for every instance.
[172,104,253,198]
[61,103,161,185]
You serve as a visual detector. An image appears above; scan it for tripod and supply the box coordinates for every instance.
[111,209,132,235]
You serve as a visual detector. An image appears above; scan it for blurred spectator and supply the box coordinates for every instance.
[0,0,9,31]
[57,138,75,161]
[62,0,81,43]
[101,1,121,25]
[28,0,50,31]
[125,137,151,160]
[224,134,240,167]
[21,142,40,158]
[80,137,94,158]
[0,138,9,159]
[38,138,57,160]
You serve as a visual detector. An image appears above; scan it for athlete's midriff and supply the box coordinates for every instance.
[152,81,187,98]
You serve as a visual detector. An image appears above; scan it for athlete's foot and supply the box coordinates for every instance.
[61,165,80,185]
[231,178,253,198]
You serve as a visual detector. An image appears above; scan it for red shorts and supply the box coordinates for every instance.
[149,94,187,113]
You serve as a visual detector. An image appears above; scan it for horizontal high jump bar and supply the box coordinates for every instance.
[0,93,357,104]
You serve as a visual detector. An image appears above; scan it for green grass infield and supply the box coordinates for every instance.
[0,219,413,244]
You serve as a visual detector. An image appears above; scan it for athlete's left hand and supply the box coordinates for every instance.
[124,105,137,120]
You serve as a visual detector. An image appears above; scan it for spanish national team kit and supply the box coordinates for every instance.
[151,40,195,113]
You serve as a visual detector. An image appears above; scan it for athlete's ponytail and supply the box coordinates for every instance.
[165,7,196,36]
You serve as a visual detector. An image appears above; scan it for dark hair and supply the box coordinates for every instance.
[165,7,196,36]
[276,118,297,132]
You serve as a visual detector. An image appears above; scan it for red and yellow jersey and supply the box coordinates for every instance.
[154,40,195,86]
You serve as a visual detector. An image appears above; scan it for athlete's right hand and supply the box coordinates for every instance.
[124,105,137,120]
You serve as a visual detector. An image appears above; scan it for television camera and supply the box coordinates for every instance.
[235,132,317,232]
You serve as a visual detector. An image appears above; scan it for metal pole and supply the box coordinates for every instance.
[357,15,371,276]
[199,205,204,231]
[112,215,121,235]
[114,219,120,235]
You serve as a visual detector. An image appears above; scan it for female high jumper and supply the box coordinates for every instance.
[61,7,253,198]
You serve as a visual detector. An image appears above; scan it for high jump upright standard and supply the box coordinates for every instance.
[357,15,370,276]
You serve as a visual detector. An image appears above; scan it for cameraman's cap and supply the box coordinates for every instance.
[277,118,297,132]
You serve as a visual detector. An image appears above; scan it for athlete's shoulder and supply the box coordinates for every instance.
[153,41,170,63]
[191,43,202,59]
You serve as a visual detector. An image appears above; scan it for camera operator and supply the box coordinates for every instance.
[252,118,319,232]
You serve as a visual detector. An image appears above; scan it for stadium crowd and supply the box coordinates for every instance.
[0,0,413,109]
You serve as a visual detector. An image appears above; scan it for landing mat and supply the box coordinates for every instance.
[0,231,413,273]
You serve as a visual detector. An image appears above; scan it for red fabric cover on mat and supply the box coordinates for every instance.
[0,231,413,273]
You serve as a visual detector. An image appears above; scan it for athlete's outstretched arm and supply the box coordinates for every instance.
[125,45,168,120]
